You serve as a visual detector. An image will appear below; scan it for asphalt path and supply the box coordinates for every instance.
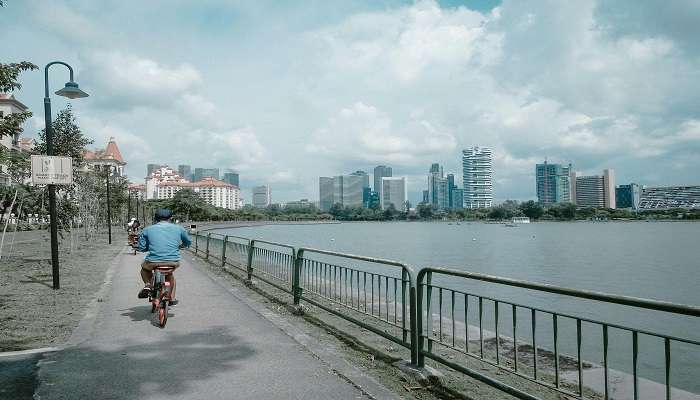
[0,353,41,400]
[34,249,369,400]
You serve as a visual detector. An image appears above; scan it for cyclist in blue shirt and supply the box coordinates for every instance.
[137,209,191,305]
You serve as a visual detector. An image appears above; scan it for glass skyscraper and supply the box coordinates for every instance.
[535,162,572,205]
[178,164,192,181]
[616,183,640,209]
[462,146,493,209]
[222,172,239,186]
[194,168,220,182]
[319,171,370,211]
[428,163,448,210]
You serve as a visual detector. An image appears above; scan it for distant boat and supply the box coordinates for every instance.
[504,223,518,227]
[512,217,531,224]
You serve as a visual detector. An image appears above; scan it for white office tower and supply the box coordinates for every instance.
[252,185,271,208]
[380,177,407,211]
[462,146,493,209]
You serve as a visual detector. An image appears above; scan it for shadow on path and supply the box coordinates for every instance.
[119,305,159,324]
[39,326,256,399]
[0,354,40,400]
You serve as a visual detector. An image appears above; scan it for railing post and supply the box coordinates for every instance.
[409,280,418,366]
[205,233,211,260]
[194,233,199,254]
[246,239,255,281]
[292,249,304,305]
[416,269,425,367]
[221,235,228,267]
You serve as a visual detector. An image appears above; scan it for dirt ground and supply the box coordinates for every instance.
[0,229,124,351]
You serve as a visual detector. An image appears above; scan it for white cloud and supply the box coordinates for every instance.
[81,51,201,108]
[31,2,102,45]
[308,102,456,166]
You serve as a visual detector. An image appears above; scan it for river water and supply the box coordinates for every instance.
[214,221,700,395]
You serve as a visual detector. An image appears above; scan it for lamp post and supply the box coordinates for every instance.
[105,166,113,244]
[126,190,132,229]
[44,61,89,290]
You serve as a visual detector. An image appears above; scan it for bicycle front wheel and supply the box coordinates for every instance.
[158,300,168,328]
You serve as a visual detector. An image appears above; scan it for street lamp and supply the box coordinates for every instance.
[105,165,114,244]
[44,61,89,290]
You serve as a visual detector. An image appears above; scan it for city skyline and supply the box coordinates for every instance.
[5,1,699,203]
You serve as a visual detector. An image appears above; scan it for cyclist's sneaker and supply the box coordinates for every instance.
[137,286,151,299]
[169,299,179,306]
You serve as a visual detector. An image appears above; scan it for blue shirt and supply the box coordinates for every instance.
[138,222,191,262]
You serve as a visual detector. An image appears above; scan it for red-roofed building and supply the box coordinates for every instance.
[83,137,127,176]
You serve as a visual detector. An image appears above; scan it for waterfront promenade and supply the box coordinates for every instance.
[30,249,385,400]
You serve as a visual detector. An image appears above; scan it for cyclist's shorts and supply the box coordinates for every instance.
[141,260,180,271]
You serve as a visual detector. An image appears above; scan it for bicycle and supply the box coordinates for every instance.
[128,233,139,255]
[148,266,175,328]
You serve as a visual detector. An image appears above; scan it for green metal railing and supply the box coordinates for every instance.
[416,267,700,400]
[294,247,417,364]
[190,231,700,399]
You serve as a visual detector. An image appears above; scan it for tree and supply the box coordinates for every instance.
[169,189,207,221]
[0,62,37,140]
[32,105,94,226]
[329,203,344,219]
[383,203,398,220]
[417,203,434,219]
[488,206,509,220]
[519,200,544,220]
[35,104,93,167]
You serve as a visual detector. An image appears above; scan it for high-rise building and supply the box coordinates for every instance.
[318,171,370,210]
[462,146,493,209]
[194,167,220,182]
[319,177,334,211]
[574,169,615,208]
[222,172,239,187]
[252,185,271,208]
[451,189,464,209]
[373,165,393,192]
[639,186,700,209]
[447,174,457,209]
[368,191,381,209]
[363,187,372,208]
[178,164,192,181]
[147,163,159,177]
[422,190,429,204]
[343,171,370,208]
[428,163,449,210]
[616,183,641,209]
[380,177,407,211]
[536,161,572,205]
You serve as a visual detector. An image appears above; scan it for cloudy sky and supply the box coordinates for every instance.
[3,0,699,204]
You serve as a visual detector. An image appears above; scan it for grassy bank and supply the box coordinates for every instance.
[0,229,124,351]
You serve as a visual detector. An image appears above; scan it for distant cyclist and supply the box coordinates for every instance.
[137,209,191,305]
[127,217,141,233]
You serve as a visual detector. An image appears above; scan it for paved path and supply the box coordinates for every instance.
[35,249,370,400]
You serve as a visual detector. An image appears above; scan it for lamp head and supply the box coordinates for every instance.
[55,81,89,99]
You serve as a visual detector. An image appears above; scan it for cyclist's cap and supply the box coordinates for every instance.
[155,209,173,219]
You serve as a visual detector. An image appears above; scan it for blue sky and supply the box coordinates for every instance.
[2,0,699,204]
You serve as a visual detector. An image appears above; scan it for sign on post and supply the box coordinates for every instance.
[31,155,73,185]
